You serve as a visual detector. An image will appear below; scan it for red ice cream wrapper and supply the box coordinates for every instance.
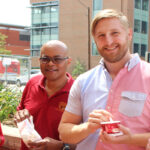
[101,121,121,134]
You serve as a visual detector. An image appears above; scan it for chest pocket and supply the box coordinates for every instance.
[119,91,147,117]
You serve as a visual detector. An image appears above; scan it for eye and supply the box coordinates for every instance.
[112,32,119,36]
[53,57,64,63]
[40,57,50,63]
[99,34,105,37]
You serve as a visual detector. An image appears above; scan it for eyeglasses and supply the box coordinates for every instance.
[40,56,69,64]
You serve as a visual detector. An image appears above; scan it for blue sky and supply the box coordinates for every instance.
[0,0,31,26]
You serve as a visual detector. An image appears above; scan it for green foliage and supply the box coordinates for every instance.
[0,49,11,55]
[72,60,86,79]
[0,84,22,122]
[0,32,11,55]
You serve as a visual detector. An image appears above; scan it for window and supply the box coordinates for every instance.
[92,0,102,56]
[141,44,147,57]
[141,21,147,34]
[42,28,50,35]
[33,8,41,14]
[135,0,141,9]
[142,0,148,10]
[31,1,59,57]
[93,0,102,10]
[133,43,139,53]
[134,19,141,33]
[32,50,40,57]
[92,41,99,55]
[33,29,41,35]
[42,6,50,13]
[20,34,30,41]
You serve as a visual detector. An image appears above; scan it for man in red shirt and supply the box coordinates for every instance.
[0,122,4,146]
[15,40,74,150]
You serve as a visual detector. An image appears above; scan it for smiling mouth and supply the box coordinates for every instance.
[46,69,58,72]
[105,45,118,51]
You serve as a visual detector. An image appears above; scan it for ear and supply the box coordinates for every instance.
[67,57,72,64]
[128,28,133,41]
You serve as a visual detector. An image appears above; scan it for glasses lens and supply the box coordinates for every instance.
[53,57,66,64]
[40,57,50,63]
[40,57,68,64]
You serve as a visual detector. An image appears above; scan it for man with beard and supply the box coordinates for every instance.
[15,40,75,150]
[58,9,150,150]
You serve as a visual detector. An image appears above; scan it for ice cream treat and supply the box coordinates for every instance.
[101,120,122,136]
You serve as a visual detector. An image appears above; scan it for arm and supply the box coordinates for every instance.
[100,124,150,147]
[28,137,76,150]
[28,137,63,150]
[58,109,112,144]
[58,111,90,144]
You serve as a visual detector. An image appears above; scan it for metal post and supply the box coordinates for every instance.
[88,7,91,69]
[78,0,91,69]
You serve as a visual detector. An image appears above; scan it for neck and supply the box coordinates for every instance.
[45,75,68,97]
[104,53,132,80]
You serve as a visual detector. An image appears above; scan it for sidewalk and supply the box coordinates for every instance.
[1,124,21,150]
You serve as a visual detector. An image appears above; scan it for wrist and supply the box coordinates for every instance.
[62,143,71,150]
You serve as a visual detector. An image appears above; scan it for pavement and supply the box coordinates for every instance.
[1,124,21,150]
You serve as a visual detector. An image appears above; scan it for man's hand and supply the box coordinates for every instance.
[99,124,132,144]
[28,137,63,150]
[87,109,112,134]
[146,139,150,150]
[14,109,30,123]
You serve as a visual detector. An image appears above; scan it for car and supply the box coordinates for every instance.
[16,69,41,86]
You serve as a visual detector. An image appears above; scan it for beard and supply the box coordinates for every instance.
[97,37,130,63]
[100,46,129,63]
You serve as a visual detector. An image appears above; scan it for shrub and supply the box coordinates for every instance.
[0,85,22,122]
[72,59,86,79]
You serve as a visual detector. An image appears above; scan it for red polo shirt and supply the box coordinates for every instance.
[17,73,74,150]
[0,122,4,146]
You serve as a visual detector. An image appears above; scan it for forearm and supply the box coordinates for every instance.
[128,133,150,147]
[59,122,91,144]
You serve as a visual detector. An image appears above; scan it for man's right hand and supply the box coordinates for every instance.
[14,109,30,123]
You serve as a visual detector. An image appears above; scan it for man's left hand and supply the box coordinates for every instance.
[28,137,63,150]
[99,124,132,144]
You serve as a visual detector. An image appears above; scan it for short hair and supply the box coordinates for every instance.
[91,9,129,36]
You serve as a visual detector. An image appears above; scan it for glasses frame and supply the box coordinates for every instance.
[40,56,69,64]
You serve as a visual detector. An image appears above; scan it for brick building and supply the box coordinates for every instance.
[0,23,30,56]
[30,0,150,71]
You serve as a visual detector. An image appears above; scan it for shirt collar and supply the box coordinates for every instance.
[125,53,140,71]
[38,73,74,93]
[99,53,141,71]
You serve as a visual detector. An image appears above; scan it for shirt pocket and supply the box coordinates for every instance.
[119,91,147,117]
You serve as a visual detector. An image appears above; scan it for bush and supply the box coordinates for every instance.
[0,85,22,122]
[72,60,86,79]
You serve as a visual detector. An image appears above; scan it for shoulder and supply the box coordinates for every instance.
[77,65,102,81]
[26,74,44,88]
[73,65,102,90]
[140,60,150,72]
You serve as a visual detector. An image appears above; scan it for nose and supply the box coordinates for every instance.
[105,34,113,46]
[47,59,55,65]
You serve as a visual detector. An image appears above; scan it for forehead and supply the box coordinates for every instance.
[41,44,67,56]
[95,18,126,33]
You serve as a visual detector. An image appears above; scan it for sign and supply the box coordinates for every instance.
[2,58,11,66]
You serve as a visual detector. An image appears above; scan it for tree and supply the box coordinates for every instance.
[0,32,11,55]
[72,59,86,79]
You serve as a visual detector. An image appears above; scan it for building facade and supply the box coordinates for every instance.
[30,0,150,71]
[0,23,30,56]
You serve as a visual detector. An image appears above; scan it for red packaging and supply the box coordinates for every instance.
[101,121,122,136]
